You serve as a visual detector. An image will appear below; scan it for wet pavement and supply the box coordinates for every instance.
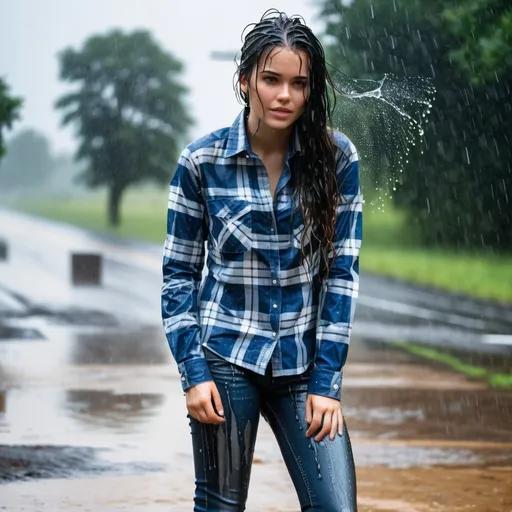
[1,209,512,510]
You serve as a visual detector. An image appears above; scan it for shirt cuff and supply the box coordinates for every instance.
[178,357,213,392]
[308,367,343,401]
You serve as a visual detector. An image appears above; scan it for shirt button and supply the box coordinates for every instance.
[181,376,186,382]
[333,383,339,390]
[272,303,277,308]
[272,332,277,337]
[272,279,277,285]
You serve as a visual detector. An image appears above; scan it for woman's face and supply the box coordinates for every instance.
[242,46,310,132]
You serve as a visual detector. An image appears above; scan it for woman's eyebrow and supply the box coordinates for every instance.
[260,69,308,80]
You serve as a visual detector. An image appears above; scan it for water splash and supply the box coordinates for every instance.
[308,438,323,480]
[329,65,436,211]
[289,385,303,430]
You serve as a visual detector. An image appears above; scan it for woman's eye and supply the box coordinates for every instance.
[295,81,307,87]
[264,76,277,83]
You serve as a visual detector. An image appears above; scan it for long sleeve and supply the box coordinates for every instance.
[308,139,363,400]
[161,147,212,392]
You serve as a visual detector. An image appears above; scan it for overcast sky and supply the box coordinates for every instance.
[0,0,324,155]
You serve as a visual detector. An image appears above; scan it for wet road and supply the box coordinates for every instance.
[1,209,511,511]
[1,210,511,357]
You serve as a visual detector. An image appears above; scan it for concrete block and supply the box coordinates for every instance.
[0,240,7,261]
[71,253,102,286]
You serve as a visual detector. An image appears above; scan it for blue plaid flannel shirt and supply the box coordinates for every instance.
[161,110,362,400]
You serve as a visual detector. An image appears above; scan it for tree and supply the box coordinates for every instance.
[318,0,512,250]
[0,129,54,191]
[444,0,512,85]
[0,78,23,162]
[55,29,193,226]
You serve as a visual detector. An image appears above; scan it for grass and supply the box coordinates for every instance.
[6,188,512,303]
[10,188,169,244]
[393,341,512,389]
[362,204,512,303]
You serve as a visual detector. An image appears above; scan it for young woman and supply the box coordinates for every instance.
[161,9,362,511]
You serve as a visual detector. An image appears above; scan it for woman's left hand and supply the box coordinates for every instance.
[305,394,344,442]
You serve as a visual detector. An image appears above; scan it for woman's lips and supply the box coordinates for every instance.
[270,109,292,118]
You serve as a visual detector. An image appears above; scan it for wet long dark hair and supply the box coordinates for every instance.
[234,9,339,280]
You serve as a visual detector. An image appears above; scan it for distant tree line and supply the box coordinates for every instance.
[0,128,87,196]
[319,0,511,250]
[0,129,54,191]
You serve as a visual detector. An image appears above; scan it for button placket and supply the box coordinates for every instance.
[267,183,281,346]
[270,277,280,339]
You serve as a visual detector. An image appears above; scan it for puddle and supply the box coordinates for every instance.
[69,327,171,365]
[343,387,512,444]
[0,324,43,340]
[0,327,510,510]
[0,444,166,482]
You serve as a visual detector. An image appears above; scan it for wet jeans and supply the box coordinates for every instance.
[188,349,358,511]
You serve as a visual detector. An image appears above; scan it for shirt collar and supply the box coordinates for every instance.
[224,109,302,159]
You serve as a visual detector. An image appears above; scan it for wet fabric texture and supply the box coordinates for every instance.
[161,109,362,400]
[189,349,357,511]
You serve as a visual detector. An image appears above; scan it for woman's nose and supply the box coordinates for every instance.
[277,85,291,101]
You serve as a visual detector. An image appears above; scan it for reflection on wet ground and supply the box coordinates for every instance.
[348,387,512,443]
[66,390,165,429]
[70,327,171,365]
[1,322,511,510]
[0,444,165,482]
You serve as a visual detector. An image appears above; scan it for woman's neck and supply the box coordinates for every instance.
[245,111,292,156]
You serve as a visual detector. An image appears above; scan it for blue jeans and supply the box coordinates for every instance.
[188,348,358,511]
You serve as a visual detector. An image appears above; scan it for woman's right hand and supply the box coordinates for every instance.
[185,381,226,424]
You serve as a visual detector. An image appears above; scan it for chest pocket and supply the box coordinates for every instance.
[207,197,252,254]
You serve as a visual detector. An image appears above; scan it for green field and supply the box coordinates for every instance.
[362,203,512,303]
[8,188,512,303]
[394,342,512,389]
[12,189,169,244]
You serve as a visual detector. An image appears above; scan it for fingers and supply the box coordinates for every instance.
[306,408,322,438]
[188,403,225,424]
[186,382,225,424]
[189,403,225,424]
[196,406,209,424]
[329,411,338,441]
[314,411,332,442]
[211,386,225,419]
[305,395,313,425]
[305,395,344,442]
[203,398,225,424]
